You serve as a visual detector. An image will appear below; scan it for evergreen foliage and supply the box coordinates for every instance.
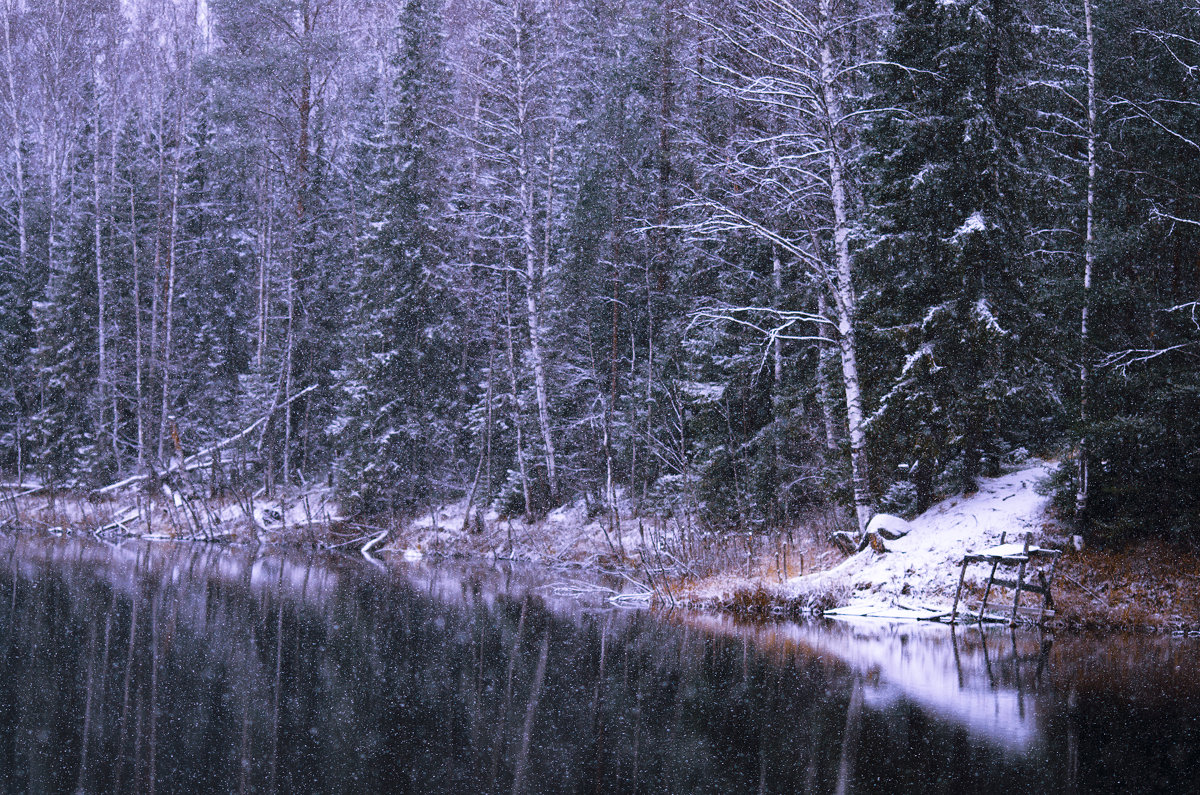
[0,0,1197,547]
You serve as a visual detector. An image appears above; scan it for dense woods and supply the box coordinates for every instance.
[1,0,1198,545]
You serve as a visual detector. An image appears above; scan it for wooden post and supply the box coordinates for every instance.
[951,559,969,623]
[978,531,1005,622]
[1011,533,1032,624]
[1038,552,1060,624]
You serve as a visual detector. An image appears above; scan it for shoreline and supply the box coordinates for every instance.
[5,462,1200,636]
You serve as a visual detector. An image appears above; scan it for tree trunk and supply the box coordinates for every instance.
[1076,0,1097,530]
[504,275,532,517]
[257,164,272,370]
[518,96,559,500]
[131,185,146,470]
[93,88,108,462]
[156,166,180,464]
[819,0,872,533]
[772,247,788,522]
[816,290,839,452]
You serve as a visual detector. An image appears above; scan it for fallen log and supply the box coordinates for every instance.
[95,384,319,495]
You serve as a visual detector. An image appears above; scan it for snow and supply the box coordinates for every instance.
[865,512,913,539]
[677,380,726,402]
[973,542,1044,558]
[778,460,1055,615]
[950,210,987,241]
[973,297,1008,336]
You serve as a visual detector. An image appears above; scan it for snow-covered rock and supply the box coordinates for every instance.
[866,513,913,540]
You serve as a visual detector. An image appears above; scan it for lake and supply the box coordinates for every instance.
[1,535,1197,793]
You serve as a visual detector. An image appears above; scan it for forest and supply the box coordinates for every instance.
[0,0,1197,547]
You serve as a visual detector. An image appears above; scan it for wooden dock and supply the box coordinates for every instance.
[950,532,1060,625]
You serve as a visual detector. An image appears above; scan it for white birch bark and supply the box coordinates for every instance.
[156,164,180,464]
[504,275,533,516]
[1,2,26,280]
[816,291,839,452]
[688,0,876,533]
[818,0,872,533]
[130,185,146,469]
[1076,0,1097,525]
[92,79,108,460]
[514,5,559,500]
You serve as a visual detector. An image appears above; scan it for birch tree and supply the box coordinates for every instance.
[686,0,882,533]
[464,0,570,509]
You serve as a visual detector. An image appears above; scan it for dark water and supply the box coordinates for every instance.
[1,536,1198,793]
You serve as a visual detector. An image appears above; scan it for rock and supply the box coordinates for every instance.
[867,513,914,540]
[831,531,860,555]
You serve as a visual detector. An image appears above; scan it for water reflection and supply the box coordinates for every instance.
[1,535,1198,793]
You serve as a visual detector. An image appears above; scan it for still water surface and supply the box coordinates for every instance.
[1,535,1198,793]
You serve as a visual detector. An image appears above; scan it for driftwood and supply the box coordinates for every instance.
[95,384,319,495]
[361,529,389,557]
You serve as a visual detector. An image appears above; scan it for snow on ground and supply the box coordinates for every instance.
[776,460,1056,612]
[398,486,681,563]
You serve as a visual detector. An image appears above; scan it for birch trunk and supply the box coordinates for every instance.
[257,164,271,370]
[773,247,787,520]
[156,166,180,464]
[108,91,120,462]
[2,4,26,486]
[515,24,558,500]
[1,2,25,284]
[504,275,532,517]
[92,88,108,461]
[1076,0,1097,528]
[816,291,839,452]
[131,185,146,469]
[819,0,872,533]
[282,269,295,487]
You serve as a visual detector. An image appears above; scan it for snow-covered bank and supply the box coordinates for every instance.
[787,461,1056,610]
[8,457,1200,634]
[688,461,1060,618]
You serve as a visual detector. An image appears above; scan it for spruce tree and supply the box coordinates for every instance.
[332,0,457,516]
[864,0,1042,508]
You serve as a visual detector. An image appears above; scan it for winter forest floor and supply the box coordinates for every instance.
[3,460,1199,635]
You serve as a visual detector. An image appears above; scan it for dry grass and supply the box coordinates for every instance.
[1049,539,1200,632]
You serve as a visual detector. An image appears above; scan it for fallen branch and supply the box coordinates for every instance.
[361,528,389,557]
[1062,572,1106,603]
[95,384,319,495]
[324,532,377,550]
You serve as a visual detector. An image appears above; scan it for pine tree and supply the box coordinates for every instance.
[29,123,101,487]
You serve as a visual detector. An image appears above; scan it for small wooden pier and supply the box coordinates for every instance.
[950,532,1060,625]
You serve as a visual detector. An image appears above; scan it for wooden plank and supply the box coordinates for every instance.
[961,606,1056,622]
[1011,533,1032,623]
[963,553,1028,564]
[989,577,1049,595]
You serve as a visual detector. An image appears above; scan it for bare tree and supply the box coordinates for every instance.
[684,0,885,533]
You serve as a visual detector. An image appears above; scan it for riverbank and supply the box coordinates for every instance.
[4,459,1199,634]
[679,461,1200,635]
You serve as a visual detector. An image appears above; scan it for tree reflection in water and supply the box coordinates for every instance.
[1,535,1198,793]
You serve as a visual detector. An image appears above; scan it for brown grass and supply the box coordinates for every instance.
[1050,538,1200,632]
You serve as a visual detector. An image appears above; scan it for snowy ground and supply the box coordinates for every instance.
[773,460,1058,613]
[682,460,1060,615]
[395,487,702,567]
